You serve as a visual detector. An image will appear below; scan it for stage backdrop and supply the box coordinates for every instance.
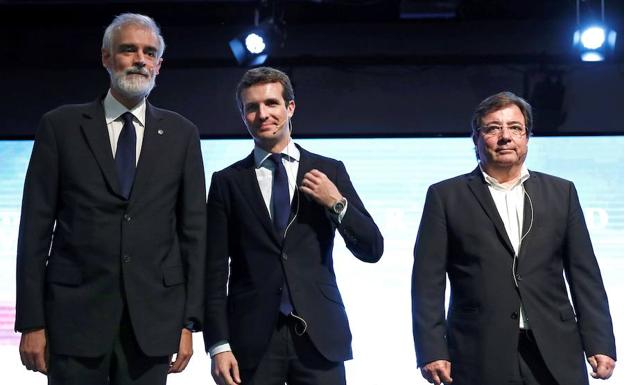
[1,136,622,384]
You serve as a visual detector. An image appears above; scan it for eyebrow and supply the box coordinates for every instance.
[482,120,524,126]
[117,43,158,53]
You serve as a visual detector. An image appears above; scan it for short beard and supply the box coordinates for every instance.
[110,66,156,100]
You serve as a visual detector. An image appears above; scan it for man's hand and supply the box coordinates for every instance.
[19,328,48,374]
[169,328,193,373]
[300,169,342,209]
[211,351,241,385]
[421,360,452,385]
[588,354,615,379]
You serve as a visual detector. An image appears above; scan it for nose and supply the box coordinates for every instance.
[498,126,513,139]
[133,51,146,67]
[258,104,269,119]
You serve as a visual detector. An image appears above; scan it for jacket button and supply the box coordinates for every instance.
[282,252,288,261]
[123,214,131,222]
[511,312,518,320]
[515,274,522,281]
[122,254,131,263]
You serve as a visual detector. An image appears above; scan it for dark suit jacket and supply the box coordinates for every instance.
[15,97,206,357]
[203,145,383,369]
[412,167,616,385]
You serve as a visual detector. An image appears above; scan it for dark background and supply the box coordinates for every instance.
[1,0,623,138]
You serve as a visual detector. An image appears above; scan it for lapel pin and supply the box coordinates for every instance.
[157,129,164,135]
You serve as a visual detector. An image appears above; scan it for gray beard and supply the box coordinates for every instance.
[110,71,156,99]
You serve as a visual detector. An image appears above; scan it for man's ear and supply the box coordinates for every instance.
[287,100,296,118]
[101,48,112,72]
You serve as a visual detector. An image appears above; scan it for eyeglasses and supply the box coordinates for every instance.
[478,124,526,137]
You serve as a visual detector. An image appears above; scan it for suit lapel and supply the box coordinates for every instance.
[238,153,282,244]
[80,98,124,198]
[128,102,164,205]
[466,167,515,256]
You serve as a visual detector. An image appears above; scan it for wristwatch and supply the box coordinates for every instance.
[331,197,348,215]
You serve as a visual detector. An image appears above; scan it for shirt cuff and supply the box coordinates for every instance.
[208,342,232,357]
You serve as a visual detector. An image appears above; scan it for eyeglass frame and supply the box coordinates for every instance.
[476,123,528,137]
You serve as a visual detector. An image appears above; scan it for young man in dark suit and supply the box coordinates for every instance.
[204,67,384,385]
[16,13,206,385]
[412,91,616,385]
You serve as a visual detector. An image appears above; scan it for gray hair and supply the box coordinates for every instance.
[102,13,165,58]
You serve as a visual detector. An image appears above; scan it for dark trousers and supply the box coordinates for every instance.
[48,310,170,385]
[511,329,559,385]
[241,314,346,385]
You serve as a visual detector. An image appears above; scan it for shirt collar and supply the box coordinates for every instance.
[480,163,530,191]
[103,89,147,127]
[254,140,300,168]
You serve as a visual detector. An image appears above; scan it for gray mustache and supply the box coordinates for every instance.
[124,67,150,76]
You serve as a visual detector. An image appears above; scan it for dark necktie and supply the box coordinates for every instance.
[269,153,290,236]
[115,112,136,199]
[268,153,294,315]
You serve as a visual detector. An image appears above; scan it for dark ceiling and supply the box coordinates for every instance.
[2,0,622,26]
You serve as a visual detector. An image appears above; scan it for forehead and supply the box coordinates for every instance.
[481,104,525,124]
[241,82,285,102]
[112,24,159,47]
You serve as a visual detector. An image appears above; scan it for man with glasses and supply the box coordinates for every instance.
[411,91,616,385]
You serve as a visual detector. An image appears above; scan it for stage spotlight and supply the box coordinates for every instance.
[573,1,617,62]
[229,26,270,66]
[580,26,606,49]
[573,24,616,62]
[245,33,266,54]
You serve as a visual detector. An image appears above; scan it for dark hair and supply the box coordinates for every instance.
[235,67,295,112]
[471,91,533,139]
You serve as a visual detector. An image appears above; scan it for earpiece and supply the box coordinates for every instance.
[512,185,534,288]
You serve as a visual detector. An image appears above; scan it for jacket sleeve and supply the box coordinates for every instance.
[563,182,616,360]
[176,126,207,331]
[203,172,231,350]
[333,160,384,263]
[412,185,450,367]
[15,114,59,332]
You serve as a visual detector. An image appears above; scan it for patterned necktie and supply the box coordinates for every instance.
[268,153,294,315]
[115,112,136,199]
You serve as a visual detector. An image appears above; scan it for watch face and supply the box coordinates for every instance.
[333,199,346,213]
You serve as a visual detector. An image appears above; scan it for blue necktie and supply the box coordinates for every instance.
[115,112,136,199]
[268,153,294,315]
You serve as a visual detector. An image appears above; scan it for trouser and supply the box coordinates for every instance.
[48,309,170,385]
[241,313,347,385]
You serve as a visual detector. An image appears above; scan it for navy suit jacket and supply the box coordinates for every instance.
[203,144,384,369]
[15,97,206,357]
[412,167,616,385]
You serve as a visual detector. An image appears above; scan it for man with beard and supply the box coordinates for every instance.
[15,13,206,385]
[411,92,616,385]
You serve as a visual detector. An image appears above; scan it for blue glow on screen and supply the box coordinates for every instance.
[2,137,623,384]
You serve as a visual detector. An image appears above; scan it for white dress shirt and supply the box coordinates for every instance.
[481,164,531,329]
[103,90,146,165]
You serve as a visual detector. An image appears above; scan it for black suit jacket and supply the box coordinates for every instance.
[412,167,616,385]
[15,98,206,357]
[203,145,383,369]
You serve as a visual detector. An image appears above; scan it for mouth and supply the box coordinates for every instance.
[126,72,148,78]
[125,68,149,78]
